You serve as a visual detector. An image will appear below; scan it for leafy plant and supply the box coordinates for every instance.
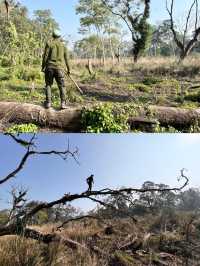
[129,83,151,93]
[81,104,128,133]
[7,124,38,134]
[184,90,200,102]
[153,122,180,133]
[142,76,161,86]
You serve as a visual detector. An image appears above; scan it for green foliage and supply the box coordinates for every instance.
[188,119,200,133]
[66,89,84,103]
[142,76,161,86]
[81,104,128,133]
[153,121,180,133]
[7,124,38,134]
[0,3,59,69]
[132,83,151,92]
[7,66,43,81]
[0,56,13,68]
[0,67,10,81]
[161,79,181,94]
[16,68,42,81]
[184,90,200,102]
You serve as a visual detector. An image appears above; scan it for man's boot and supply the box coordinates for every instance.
[44,101,51,109]
[44,86,51,109]
[59,86,67,109]
[61,101,68,109]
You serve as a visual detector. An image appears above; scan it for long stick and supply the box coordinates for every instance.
[65,72,83,94]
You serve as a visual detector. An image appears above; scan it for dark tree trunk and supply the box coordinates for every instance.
[132,47,139,63]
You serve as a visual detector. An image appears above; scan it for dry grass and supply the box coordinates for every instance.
[0,215,200,265]
[71,55,200,78]
[0,236,43,266]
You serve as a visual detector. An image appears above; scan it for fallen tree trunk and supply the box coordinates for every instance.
[0,102,200,132]
[129,105,200,131]
[151,105,200,128]
[0,102,82,132]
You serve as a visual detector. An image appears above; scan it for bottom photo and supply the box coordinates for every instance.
[0,134,199,266]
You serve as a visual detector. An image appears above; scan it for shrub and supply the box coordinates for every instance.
[19,68,42,81]
[0,68,10,81]
[142,76,161,86]
[127,83,151,92]
[184,90,200,102]
[0,56,12,67]
[81,104,128,133]
[7,123,38,133]
[134,83,151,93]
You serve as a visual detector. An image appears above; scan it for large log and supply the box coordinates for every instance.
[0,102,82,132]
[129,105,200,131]
[0,101,200,131]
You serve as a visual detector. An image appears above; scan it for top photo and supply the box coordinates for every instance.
[0,0,200,133]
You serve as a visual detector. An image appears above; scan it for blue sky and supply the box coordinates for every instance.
[19,0,193,41]
[0,134,200,211]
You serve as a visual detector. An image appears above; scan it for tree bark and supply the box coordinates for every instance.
[1,102,200,131]
[129,105,200,131]
[0,102,82,132]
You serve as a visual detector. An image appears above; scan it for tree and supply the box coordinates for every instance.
[101,0,151,62]
[74,35,101,59]
[33,9,59,58]
[76,0,121,64]
[133,181,178,214]
[178,188,200,211]
[0,2,60,68]
[166,0,200,61]
[77,0,109,64]
[150,20,178,56]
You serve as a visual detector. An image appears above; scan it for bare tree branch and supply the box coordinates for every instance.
[0,135,79,185]
[166,0,200,61]
[23,169,189,223]
[4,133,36,148]
[56,215,106,231]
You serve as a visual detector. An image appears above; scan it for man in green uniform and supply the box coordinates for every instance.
[42,30,71,109]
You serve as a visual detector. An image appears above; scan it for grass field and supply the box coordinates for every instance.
[1,56,200,132]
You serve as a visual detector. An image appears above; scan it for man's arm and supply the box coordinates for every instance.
[64,46,71,74]
[42,43,50,72]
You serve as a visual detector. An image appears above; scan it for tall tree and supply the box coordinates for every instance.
[101,0,151,62]
[76,0,120,64]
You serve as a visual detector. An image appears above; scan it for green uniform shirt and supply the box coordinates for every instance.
[42,38,70,71]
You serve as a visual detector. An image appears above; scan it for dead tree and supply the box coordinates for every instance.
[166,0,200,61]
[8,187,28,223]
[0,134,189,254]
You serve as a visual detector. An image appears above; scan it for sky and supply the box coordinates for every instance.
[19,0,194,42]
[0,134,200,212]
